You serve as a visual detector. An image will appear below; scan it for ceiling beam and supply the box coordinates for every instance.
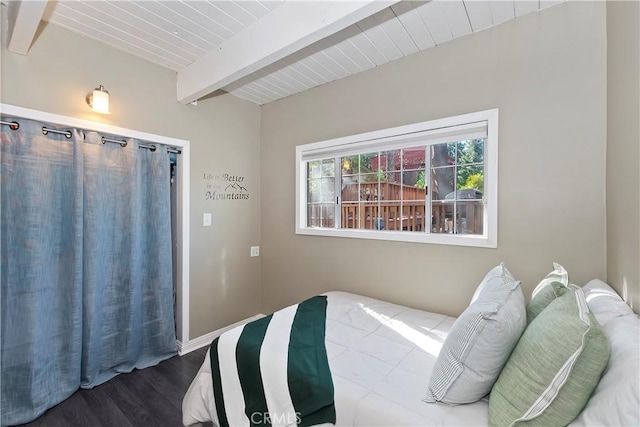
[177,1,398,104]
[7,0,48,55]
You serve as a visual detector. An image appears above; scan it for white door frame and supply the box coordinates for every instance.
[0,103,191,347]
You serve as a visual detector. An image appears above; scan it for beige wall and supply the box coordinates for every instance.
[260,2,608,316]
[606,1,640,313]
[1,8,262,339]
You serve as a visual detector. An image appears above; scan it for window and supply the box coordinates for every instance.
[295,109,498,248]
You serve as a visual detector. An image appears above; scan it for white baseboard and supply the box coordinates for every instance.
[176,314,265,356]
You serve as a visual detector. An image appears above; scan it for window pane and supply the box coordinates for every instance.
[307,203,336,228]
[362,202,383,230]
[320,177,335,202]
[456,139,484,165]
[360,176,378,201]
[370,152,383,174]
[431,201,454,234]
[341,202,359,229]
[343,152,377,175]
[384,203,401,231]
[431,143,455,167]
[401,170,427,202]
[455,201,483,235]
[307,178,321,202]
[431,166,455,200]
[320,203,335,228]
[457,165,484,194]
[358,152,377,174]
[341,176,359,202]
[402,147,426,169]
[381,149,401,171]
[380,181,401,202]
[387,171,401,184]
[322,159,335,177]
[341,155,359,175]
[308,161,321,179]
[307,204,320,227]
[403,203,425,231]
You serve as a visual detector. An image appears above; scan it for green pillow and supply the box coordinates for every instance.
[526,263,570,325]
[526,281,569,324]
[489,285,610,427]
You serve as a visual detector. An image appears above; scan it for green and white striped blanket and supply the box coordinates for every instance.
[209,295,336,427]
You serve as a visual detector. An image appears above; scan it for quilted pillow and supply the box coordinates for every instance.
[526,263,569,324]
[425,263,526,404]
[489,285,610,426]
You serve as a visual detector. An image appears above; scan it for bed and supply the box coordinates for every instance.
[183,291,487,426]
[182,268,639,427]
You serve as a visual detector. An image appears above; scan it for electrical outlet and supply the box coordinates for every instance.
[250,246,260,257]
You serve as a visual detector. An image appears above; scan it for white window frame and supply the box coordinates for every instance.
[295,109,498,248]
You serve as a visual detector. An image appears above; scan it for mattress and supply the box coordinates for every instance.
[182,291,489,426]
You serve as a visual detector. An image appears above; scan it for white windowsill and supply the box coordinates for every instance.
[296,226,497,248]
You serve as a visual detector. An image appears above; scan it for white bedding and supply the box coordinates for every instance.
[182,291,488,426]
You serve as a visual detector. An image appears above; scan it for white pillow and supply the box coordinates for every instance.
[424,263,526,404]
[570,314,640,427]
[582,279,634,326]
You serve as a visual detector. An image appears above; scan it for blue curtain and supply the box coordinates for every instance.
[1,118,177,425]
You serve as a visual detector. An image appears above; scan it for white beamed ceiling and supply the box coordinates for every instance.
[42,0,565,105]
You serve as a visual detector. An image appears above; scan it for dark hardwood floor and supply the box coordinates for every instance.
[18,346,213,427]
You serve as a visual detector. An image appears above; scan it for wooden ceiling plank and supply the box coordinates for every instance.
[108,1,211,53]
[183,2,235,40]
[356,15,403,63]
[314,26,370,75]
[391,2,436,51]
[7,0,48,55]
[198,2,246,34]
[211,1,257,28]
[415,1,454,45]
[372,7,418,57]
[248,78,288,99]
[53,2,197,64]
[229,85,273,105]
[286,61,325,88]
[347,28,391,66]
[97,1,208,56]
[161,1,228,45]
[438,0,473,39]
[490,1,516,26]
[240,82,279,103]
[131,1,217,51]
[333,37,376,72]
[305,52,349,81]
[464,1,494,32]
[46,13,187,70]
[233,1,271,21]
[291,56,333,85]
[177,1,398,104]
[267,67,315,93]
[257,71,301,95]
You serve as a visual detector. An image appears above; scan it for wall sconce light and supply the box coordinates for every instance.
[87,85,110,114]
